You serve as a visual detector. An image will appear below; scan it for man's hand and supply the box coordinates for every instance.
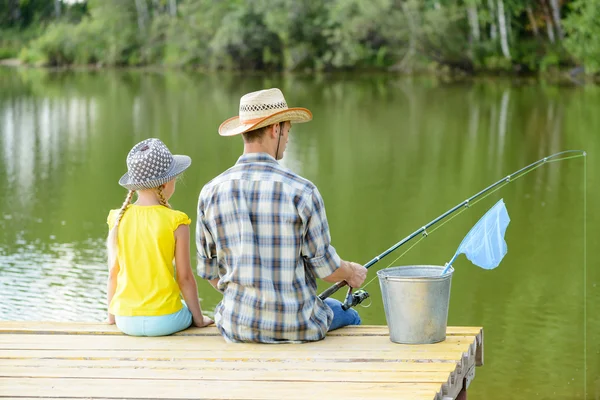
[346,262,367,288]
[322,260,367,288]
[193,315,214,328]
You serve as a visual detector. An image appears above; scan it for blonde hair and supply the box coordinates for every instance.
[106,190,135,269]
[155,186,171,208]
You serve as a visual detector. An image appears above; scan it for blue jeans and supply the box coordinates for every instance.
[115,305,192,337]
[324,298,361,331]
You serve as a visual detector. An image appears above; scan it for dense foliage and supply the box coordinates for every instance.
[1,0,599,74]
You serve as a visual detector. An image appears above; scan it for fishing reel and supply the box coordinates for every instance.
[341,288,370,310]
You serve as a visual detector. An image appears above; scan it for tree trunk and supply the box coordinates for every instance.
[467,5,480,41]
[497,0,511,59]
[9,0,21,24]
[150,0,160,16]
[134,0,150,34]
[542,0,555,44]
[506,9,511,39]
[169,0,177,17]
[526,6,539,37]
[548,0,564,40]
[54,0,61,18]
[487,0,497,40]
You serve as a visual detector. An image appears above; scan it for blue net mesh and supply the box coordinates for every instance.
[448,199,511,270]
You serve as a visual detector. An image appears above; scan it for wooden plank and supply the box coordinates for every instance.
[0,322,482,338]
[476,328,484,366]
[0,365,453,383]
[0,358,459,373]
[0,322,126,335]
[0,349,466,362]
[0,334,475,351]
[328,326,482,337]
[0,378,440,400]
[0,322,484,400]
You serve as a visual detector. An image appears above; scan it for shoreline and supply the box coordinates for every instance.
[1,58,595,85]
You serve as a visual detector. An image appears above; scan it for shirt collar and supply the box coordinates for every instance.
[236,152,279,166]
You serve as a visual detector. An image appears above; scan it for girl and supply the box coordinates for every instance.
[106,138,212,336]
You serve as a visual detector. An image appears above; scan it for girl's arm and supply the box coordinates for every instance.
[174,224,213,328]
[106,261,119,324]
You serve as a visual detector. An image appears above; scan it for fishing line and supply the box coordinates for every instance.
[358,297,372,308]
[330,151,586,302]
[583,153,587,398]
[359,235,426,291]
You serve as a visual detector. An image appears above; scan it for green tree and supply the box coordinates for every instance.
[9,0,600,76]
[563,0,600,73]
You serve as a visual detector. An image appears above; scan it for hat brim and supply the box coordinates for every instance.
[118,155,191,191]
[218,107,312,137]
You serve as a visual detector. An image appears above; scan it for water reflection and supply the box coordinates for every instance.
[0,239,106,321]
[1,96,98,205]
[0,68,597,399]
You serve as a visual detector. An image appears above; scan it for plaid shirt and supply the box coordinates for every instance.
[196,152,341,343]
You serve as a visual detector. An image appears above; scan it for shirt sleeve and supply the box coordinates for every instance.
[173,211,191,230]
[301,187,341,279]
[196,201,219,280]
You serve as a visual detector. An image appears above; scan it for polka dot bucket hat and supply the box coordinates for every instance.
[118,138,191,191]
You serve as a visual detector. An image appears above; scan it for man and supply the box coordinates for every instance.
[196,88,367,343]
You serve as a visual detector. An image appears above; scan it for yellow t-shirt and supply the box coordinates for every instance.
[107,205,191,317]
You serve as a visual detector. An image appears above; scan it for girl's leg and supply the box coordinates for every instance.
[324,298,362,331]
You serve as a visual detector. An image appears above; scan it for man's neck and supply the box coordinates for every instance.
[243,142,276,159]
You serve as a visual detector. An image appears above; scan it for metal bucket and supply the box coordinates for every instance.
[377,265,453,344]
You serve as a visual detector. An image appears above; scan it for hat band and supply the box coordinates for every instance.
[239,116,269,125]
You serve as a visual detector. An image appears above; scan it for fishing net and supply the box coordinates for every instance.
[447,199,511,270]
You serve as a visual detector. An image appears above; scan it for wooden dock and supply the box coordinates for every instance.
[0,322,483,400]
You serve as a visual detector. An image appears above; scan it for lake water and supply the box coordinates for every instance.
[0,68,598,399]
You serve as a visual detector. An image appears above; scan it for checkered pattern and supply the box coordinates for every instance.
[239,101,287,113]
[196,153,341,343]
[237,89,290,122]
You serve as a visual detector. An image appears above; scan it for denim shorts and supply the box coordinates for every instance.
[115,305,192,337]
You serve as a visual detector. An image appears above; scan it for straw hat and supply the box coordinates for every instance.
[218,88,312,136]
[119,138,191,191]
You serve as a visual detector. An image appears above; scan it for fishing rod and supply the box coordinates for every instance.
[318,150,586,309]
